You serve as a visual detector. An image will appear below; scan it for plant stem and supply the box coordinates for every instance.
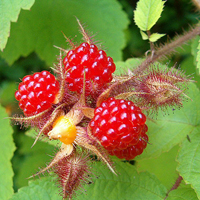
[133,25,200,75]
[164,175,183,200]
[147,30,155,53]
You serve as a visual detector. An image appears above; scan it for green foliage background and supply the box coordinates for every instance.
[1,0,200,199]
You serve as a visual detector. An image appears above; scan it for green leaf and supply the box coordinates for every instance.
[0,82,17,106]
[134,0,165,31]
[11,161,167,200]
[10,176,62,200]
[196,38,200,74]
[0,0,35,51]
[149,33,165,42]
[140,30,148,40]
[139,31,165,42]
[76,161,167,200]
[14,134,56,188]
[191,36,200,66]
[179,41,200,89]
[177,130,200,199]
[0,105,16,200]
[167,187,198,200]
[137,145,179,189]
[0,0,129,66]
[115,58,143,76]
[136,83,200,159]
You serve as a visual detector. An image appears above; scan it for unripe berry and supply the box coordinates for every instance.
[48,115,77,145]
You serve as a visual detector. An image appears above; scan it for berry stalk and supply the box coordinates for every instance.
[133,25,200,75]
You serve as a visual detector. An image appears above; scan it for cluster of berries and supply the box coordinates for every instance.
[14,42,148,160]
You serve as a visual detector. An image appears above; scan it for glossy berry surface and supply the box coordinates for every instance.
[15,71,60,116]
[89,98,148,160]
[63,42,116,94]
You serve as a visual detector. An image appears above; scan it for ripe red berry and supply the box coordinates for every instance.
[63,42,116,94]
[15,71,60,116]
[89,98,148,160]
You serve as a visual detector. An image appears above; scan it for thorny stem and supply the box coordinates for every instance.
[164,175,183,200]
[133,25,200,75]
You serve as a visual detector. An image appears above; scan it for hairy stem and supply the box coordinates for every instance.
[133,25,200,75]
[164,175,183,199]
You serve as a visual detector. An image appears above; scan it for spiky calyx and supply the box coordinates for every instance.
[53,152,92,199]
[135,66,191,111]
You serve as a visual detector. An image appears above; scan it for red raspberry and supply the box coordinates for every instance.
[89,98,148,160]
[15,71,60,116]
[63,42,116,94]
